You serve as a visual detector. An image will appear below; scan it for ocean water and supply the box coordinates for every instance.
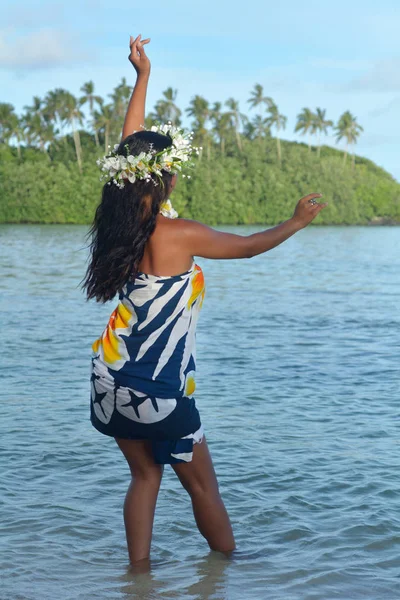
[0,223,399,600]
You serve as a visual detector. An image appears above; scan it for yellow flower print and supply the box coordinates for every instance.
[187,265,205,309]
[184,370,196,397]
[92,301,134,365]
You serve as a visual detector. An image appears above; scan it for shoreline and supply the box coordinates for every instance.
[1,219,400,227]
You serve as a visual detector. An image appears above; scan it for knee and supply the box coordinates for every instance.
[181,477,219,499]
[131,465,163,487]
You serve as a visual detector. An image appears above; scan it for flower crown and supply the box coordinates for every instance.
[97,122,202,189]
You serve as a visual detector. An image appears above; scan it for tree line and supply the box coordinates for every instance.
[0,78,363,170]
[1,78,398,227]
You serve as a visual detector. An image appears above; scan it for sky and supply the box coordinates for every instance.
[1,0,399,181]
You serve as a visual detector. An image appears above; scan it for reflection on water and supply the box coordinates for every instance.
[116,553,229,600]
[1,224,400,599]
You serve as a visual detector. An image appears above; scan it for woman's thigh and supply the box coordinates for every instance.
[114,437,164,481]
[171,436,219,495]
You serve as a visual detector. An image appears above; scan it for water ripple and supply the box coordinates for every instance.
[1,224,400,599]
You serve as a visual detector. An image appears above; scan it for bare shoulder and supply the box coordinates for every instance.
[157,216,213,238]
[175,217,213,236]
[164,217,204,228]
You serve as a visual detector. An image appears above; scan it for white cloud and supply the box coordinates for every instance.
[0,28,87,69]
[344,57,400,92]
[368,97,400,117]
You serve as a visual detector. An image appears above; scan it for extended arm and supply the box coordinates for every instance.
[121,34,151,141]
[181,194,328,259]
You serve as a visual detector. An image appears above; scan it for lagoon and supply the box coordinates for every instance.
[1,224,399,599]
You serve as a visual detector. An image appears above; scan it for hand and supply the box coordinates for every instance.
[128,34,151,75]
[291,193,328,229]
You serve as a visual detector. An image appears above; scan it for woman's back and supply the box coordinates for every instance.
[137,214,194,277]
[92,243,205,399]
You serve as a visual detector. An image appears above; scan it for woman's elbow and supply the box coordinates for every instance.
[242,236,256,258]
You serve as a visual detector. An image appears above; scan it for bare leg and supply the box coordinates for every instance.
[172,436,236,553]
[114,438,163,564]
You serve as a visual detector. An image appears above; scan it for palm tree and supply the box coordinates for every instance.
[248,84,274,145]
[295,108,315,152]
[80,81,103,147]
[186,95,209,134]
[225,98,247,151]
[23,114,54,158]
[41,123,56,158]
[243,114,270,141]
[265,102,287,164]
[186,95,210,158]
[24,96,43,119]
[109,77,132,119]
[94,103,114,153]
[335,111,364,166]
[10,115,23,158]
[63,92,85,172]
[210,102,231,155]
[44,88,70,145]
[248,83,274,114]
[21,111,43,149]
[0,103,15,143]
[0,104,24,158]
[312,108,333,158]
[152,88,182,125]
[23,96,52,151]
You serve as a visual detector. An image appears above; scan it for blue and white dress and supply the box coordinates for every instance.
[90,260,206,464]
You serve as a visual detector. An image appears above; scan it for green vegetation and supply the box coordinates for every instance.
[0,81,399,225]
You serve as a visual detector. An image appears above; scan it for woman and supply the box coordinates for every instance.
[82,34,327,566]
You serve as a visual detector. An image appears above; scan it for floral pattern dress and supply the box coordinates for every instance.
[90,260,206,464]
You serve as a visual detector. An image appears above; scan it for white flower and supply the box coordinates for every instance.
[109,157,120,170]
[160,198,178,219]
[119,157,128,170]
[96,122,199,189]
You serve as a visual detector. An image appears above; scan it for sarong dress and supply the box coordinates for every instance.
[90,260,206,464]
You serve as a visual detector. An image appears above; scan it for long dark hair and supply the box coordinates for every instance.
[81,130,174,303]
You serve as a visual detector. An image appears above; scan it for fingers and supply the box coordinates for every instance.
[300,192,323,204]
[303,199,328,221]
[129,34,140,48]
[310,202,328,218]
[129,35,150,65]
[312,201,328,210]
[129,34,150,48]
[139,43,147,57]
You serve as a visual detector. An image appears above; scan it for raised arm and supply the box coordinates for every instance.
[121,34,151,141]
[180,194,328,259]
